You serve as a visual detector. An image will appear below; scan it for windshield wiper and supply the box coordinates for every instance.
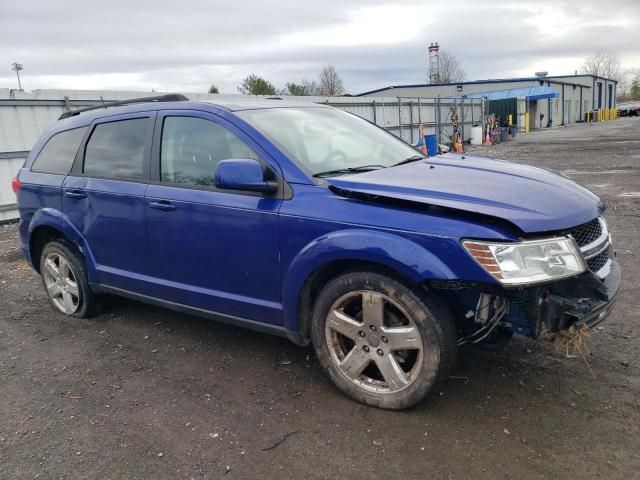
[391,155,426,167]
[312,164,387,178]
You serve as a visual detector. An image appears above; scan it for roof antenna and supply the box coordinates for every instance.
[100,96,106,109]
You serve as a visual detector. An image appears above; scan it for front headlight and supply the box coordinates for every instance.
[463,236,586,285]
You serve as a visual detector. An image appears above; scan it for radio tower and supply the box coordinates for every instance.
[428,42,440,84]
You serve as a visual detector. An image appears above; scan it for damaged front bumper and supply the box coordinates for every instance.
[543,257,620,331]
[434,255,621,342]
[503,256,621,337]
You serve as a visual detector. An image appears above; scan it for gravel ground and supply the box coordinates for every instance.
[1,118,639,479]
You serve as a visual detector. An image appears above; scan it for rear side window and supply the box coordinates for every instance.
[31,127,87,174]
[83,118,148,179]
[160,116,258,186]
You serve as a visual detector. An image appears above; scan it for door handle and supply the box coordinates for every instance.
[148,200,176,212]
[64,189,87,199]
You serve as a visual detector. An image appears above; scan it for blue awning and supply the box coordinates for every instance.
[459,86,558,101]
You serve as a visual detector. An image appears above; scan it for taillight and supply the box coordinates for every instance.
[11,176,21,194]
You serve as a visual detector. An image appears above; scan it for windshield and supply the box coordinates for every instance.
[236,107,422,177]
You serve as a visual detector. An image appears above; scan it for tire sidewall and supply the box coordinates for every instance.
[40,240,94,318]
[310,271,455,410]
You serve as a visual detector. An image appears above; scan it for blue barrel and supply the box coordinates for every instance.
[425,134,438,157]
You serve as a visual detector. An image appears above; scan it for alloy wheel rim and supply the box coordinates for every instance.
[325,290,423,394]
[42,253,80,314]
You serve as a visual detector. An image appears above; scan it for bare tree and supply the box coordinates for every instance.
[435,50,467,83]
[582,50,621,80]
[616,78,628,100]
[631,74,640,99]
[318,65,344,96]
[301,79,320,96]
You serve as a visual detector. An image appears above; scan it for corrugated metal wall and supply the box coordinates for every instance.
[0,89,482,221]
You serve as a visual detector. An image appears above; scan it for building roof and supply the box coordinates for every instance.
[546,74,619,84]
[357,75,597,97]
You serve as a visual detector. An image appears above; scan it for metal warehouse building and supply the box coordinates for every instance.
[358,74,618,130]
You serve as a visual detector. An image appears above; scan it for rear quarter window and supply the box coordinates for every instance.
[31,127,87,175]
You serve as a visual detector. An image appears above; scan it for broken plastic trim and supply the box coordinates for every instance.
[457,293,507,346]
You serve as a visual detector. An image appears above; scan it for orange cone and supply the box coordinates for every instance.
[454,132,464,152]
[483,129,491,145]
[418,123,427,155]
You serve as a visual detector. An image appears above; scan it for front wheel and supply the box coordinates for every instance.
[311,271,456,410]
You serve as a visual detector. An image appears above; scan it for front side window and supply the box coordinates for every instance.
[160,116,258,186]
[31,127,87,174]
[83,118,148,179]
[236,107,420,177]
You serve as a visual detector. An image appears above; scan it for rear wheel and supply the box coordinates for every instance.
[311,271,456,409]
[40,240,96,318]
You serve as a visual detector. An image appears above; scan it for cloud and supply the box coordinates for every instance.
[0,0,638,94]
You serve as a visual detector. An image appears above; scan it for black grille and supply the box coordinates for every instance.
[587,249,610,272]
[568,218,602,247]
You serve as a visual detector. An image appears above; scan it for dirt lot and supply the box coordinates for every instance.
[1,118,639,480]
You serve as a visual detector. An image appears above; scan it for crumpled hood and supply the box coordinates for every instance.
[326,153,603,233]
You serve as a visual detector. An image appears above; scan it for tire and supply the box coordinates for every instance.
[39,239,97,318]
[310,270,457,410]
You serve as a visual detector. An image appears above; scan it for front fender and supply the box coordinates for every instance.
[28,208,98,282]
[281,228,456,333]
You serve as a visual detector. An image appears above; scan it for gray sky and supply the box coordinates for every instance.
[1,0,638,94]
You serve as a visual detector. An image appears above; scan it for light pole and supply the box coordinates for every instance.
[11,62,23,91]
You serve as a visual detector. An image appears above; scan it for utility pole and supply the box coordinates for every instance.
[11,62,23,91]
[428,42,440,84]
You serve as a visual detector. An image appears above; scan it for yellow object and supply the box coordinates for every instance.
[508,114,513,126]
[525,112,529,133]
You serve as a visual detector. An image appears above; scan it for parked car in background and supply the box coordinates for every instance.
[13,95,620,409]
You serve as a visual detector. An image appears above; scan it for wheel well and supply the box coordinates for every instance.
[29,226,73,273]
[296,260,418,341]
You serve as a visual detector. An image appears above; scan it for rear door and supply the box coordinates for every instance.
[62,112,155,291]
[144,110,282,324]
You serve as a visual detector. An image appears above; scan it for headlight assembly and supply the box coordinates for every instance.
[463,237,586,285]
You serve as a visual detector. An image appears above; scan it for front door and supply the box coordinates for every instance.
[62,112,155,290]
[144,111,282,325]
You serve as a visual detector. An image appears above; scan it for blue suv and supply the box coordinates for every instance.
[13,95,620,409]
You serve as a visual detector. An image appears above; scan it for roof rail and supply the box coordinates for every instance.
[58,93,189,120]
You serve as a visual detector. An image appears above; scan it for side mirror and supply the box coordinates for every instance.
[215,159,278,193]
